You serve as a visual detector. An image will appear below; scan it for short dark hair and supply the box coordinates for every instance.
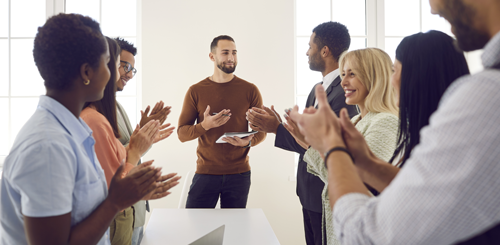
[85,37,121,138]
[115,37,137,56]
[210,35,235,53]
[312,22,351,62]
[34,13,106,91]
[392,30,470,167]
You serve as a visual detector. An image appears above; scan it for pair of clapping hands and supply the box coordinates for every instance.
[247,85,375,166]
[126,100,175,165]
[246,103,308,149]
[108,159,182,212]
[117,101,180,211]
[139,100,175,144]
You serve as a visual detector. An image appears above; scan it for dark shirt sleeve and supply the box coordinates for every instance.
[274,124,307,155]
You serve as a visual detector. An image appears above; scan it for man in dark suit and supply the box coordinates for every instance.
[246,22,357,245]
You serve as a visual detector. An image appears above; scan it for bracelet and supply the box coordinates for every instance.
[324,147,354,168]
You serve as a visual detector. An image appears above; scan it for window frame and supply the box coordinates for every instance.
[0,0,142,167]
[291,0,481,179]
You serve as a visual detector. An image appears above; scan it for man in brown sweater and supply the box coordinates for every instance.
[178,35,266,208]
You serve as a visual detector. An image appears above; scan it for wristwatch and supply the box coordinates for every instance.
[243,140,252,148]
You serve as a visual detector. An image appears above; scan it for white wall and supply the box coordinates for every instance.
[141,1,305,244]
[465,50,484,74]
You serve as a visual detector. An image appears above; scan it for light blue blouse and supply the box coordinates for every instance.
[0,96,110,245]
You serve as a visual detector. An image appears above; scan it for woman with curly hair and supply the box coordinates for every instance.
[0,14,178,245]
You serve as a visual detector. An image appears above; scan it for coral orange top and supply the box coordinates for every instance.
[81,107,134,188]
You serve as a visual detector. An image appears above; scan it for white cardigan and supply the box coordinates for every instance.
[304,111,399,245]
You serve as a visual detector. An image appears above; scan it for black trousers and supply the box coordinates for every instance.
[302,208,325,245]
[186,171,251,208]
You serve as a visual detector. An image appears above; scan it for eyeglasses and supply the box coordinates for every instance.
[120,60,137,76]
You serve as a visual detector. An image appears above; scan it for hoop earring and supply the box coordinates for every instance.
[84,80,90,85]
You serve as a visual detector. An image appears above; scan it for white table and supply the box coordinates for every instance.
[141,209,280,245]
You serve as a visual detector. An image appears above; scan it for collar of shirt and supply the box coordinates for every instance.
[481,30,500,68]
[322,68,340,91]
[37,95,93,145]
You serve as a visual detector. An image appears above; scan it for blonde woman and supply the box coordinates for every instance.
[284,48,398,245]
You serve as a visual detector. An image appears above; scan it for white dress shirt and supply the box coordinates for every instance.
[333,31,500,245]
[315,68,340,107]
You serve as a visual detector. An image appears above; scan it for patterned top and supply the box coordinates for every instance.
[304,112,399,245]
[333,31,500,245]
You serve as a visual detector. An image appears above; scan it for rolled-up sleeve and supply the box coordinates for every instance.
[333,193,374,245]
[331,74,500,245]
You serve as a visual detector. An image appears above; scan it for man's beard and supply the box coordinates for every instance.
[309,52,325,72]
[217,62,236,74]
[443,0,490,52]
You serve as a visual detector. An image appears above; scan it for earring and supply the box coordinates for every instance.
[84,80,90,85]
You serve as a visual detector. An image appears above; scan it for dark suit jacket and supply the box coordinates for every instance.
[275,76,358,212]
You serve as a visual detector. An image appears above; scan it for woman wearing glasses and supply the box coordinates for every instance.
[0,14,177,245]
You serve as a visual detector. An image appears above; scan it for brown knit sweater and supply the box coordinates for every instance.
[178,76,266,175]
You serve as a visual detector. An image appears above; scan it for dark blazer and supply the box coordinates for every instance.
[275,75,358,212]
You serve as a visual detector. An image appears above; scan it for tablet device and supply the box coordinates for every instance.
[216,131,258,143]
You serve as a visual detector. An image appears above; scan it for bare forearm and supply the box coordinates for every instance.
[124,143,150,158]
[126,147,142,167]
[357,158,400,192]
[68,198,119,245]
[327,151,370,209]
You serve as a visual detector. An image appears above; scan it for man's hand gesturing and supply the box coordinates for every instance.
[200,105,231,130]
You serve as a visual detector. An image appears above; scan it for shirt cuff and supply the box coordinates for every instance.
[333,192,371,241]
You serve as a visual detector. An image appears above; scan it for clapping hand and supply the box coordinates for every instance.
[153,123,176,144]
[289,85,345,156]
[282,109,309,149]
[127,120,160,165]
[139,101,171,127]
[246,105,281,134]
[108,161,161,211]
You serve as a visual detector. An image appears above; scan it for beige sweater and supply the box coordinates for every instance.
[304,112,399,245]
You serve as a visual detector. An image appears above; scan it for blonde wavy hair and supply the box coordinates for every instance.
[339,48,398,115]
